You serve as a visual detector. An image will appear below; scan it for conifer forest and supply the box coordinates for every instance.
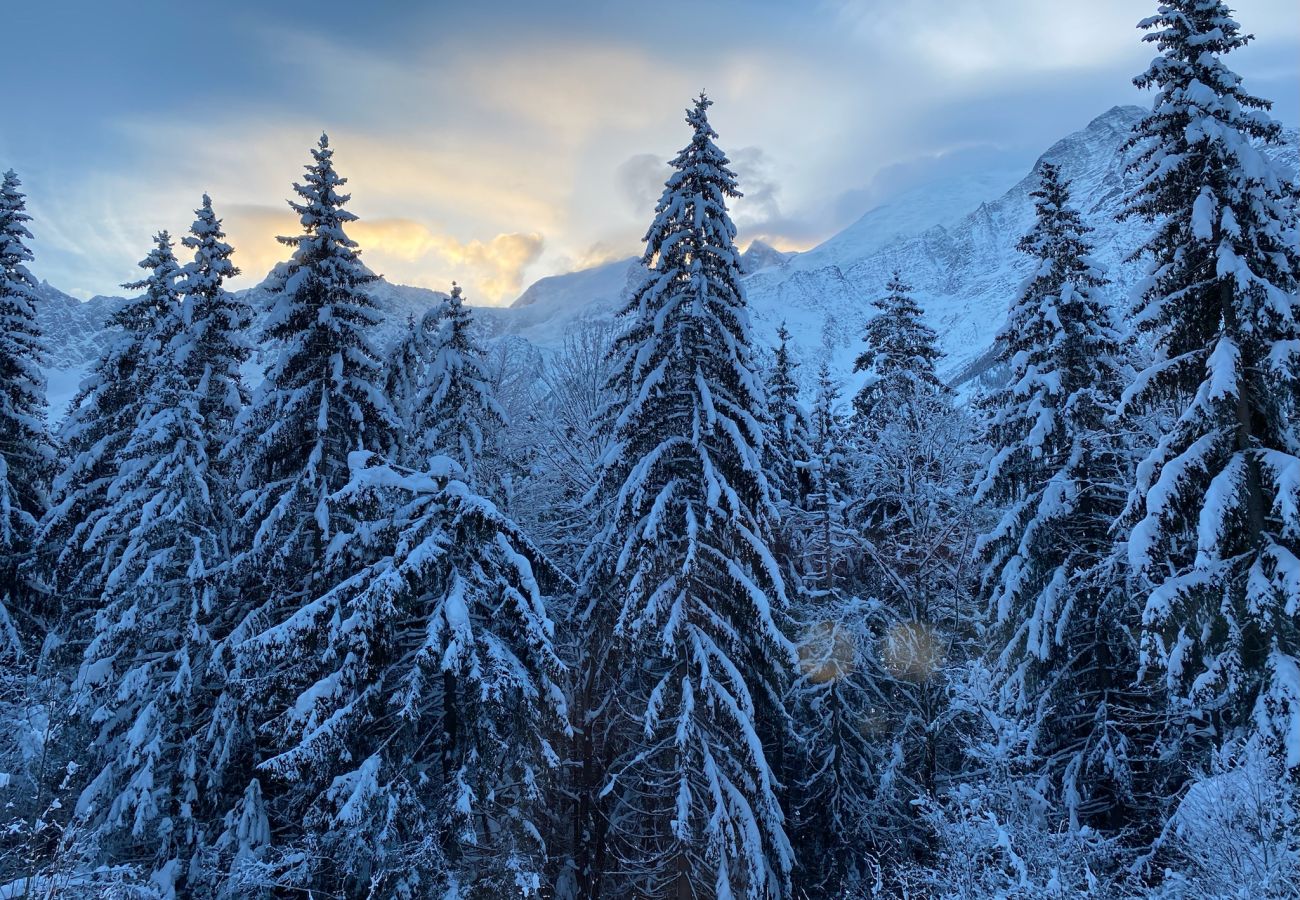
[1,1,1299,897]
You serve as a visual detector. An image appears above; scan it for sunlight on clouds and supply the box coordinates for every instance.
[830,0,1139,77]
[206,206,544,306]
[462,42,691,140]
[220,204,298,283]
[349,219,545,305]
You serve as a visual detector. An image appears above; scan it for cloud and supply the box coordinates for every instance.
[616,154,670,214]
[567,239,638,271]
[186,205,546,305]
[10,0,1296,303]
[728,146,783,228]
[348,219,545,304]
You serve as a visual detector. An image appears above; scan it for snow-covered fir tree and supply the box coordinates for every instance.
[1119,0,1300,771]
[852,271,946,426]
[575,94,795,900]
[218,135,401,886]
[72,355,224,898]
[0,170,55,630]
[406,283,506,492]
[764,323,812,520]
[798,364,857,597]
[384,309,438,461]
[174,194,250,468]
[785,366,886,893]
[39,232,181,616]
[231,448,567,897]
[974,161,1147,829]
[850,285,985,857]
[231,133,393,593]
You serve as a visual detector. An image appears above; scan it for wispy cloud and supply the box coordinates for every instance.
[5,0,1296,303]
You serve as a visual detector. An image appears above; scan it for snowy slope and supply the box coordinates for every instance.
[742,105,1153,385]
[35,105,1299,417]
[38,277,447,419]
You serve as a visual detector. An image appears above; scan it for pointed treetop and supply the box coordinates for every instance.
[690,91,712,120]
[119,230,182,334]
[0,170,35,264]
[182,194,239,281]
[122,230,180,289]
[273,133,367,285]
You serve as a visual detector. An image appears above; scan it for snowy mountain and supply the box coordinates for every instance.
[478,106,1154,386]
[482,104,1296,389]
[35,105,1298,417]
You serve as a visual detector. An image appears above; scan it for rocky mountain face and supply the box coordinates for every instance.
[34,105,1299,417]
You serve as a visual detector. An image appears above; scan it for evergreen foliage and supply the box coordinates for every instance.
[976,161,1148,827]
[1119,0,1300,770]
[852,271,946,425]
[40,232,180,614]
[0,170,55,625]
[576,94,796,899]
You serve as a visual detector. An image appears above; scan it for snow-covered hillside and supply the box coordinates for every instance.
[484,106,1152,386]
[35,105,1298,417]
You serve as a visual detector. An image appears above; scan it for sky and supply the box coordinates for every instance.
[3,0,1297,305]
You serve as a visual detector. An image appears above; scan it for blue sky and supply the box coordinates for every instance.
[3,0,1297,303]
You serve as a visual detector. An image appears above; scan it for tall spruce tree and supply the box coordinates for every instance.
[575,94,795,900]
[232,133,394,590]
[799,365,857,598]
[175,194,250,470]
[849,268,982,856]
[40,232,181,614]
[764,323,812,519]
[384,309,438,461]
[785,366,883,895]
[73,350,224,898]
[852,271,945,425]
[406,283,505,491]
[975,162,1143,829]
[1119,0,1300,769]
[0,170,55,628]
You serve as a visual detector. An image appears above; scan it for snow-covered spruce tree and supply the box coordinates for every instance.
[764,323,812,520]
[784,365,889,894]
[384,309,438,462]
[72,354,225,898]
[974,161,1147,830]
[799,364,857,597]
[407,282,506,493]
[39,232,181,616]
[850,267,972,623]
[232,447,567,897]
[763,323,813,609]
[849,278,985,857]
[851,270,946,427]
[1119,0,1300,770]
[175,194,250,470]
[575,94,795,900]
[231,133,393,594]
[0,170,56,630]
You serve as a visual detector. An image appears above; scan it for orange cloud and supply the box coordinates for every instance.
[349,219,545,304]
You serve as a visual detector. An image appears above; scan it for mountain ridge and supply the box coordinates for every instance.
[33,105,1300,416]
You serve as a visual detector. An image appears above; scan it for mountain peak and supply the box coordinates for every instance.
[1087,104,1147,131]
[740,240,795,274]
